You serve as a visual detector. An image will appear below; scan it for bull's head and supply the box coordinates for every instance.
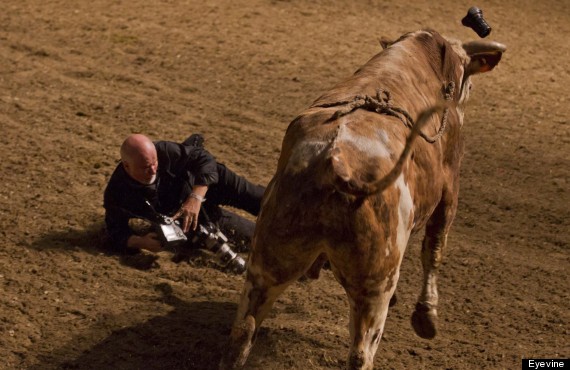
[379,34,506,79]
[380,32,506,123]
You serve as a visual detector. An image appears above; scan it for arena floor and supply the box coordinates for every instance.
[1,0,568,368]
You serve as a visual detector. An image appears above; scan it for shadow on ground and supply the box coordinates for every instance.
[28,283,236,370]
[29,222,109,255]
[28,222,165,270]
[27,282,323,370]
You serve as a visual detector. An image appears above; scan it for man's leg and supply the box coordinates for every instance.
[205,163,265,216]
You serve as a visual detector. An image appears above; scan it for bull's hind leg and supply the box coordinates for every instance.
[329,252,401,370]
[220,238,323,369]
[412,191,458,339]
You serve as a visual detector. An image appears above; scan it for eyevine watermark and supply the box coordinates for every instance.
[522,359,569,370]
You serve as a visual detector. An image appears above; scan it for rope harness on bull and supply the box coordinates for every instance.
[314,82,455,143]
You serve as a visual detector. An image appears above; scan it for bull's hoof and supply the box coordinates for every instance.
[219,315,256,370]
[411,302,437,339]
[348,350,367,370]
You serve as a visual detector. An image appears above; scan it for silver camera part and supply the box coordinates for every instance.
[195,224,247,274]
[226,254,247,274]
[159,218,187,243]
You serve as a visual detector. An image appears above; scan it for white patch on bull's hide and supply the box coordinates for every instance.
[355,276,395,361]
[369,277,390,316]
[284,140,328,174]
[337,124,391,159]
[456,68,470,127]
[395,174,413,252]
[411,30,433,38]
[420,235,443,306]
[376,128,390,145]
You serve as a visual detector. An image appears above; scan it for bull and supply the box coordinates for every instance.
[220,29,506,369]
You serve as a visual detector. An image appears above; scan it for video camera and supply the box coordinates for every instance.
[147,202,247,275]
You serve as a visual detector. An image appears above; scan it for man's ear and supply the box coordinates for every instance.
[463,40,506,75]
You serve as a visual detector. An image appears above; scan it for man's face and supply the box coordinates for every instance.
[123,149,158,185]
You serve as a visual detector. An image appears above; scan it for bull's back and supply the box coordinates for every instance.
[263,106,454,237]
[282,109,409,189]
[260,111,405,230]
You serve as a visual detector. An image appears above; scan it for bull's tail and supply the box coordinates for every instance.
[330,105,444,196]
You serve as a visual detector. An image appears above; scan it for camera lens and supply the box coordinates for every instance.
[227,256,247,275]
[194,223,247,274]
[462,7,492,38]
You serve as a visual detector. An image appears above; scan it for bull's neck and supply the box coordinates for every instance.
[312,42,443,121]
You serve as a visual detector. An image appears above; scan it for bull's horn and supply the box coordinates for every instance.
[462,40,507,55]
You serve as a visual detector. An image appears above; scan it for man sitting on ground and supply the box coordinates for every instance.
[103,133,265,267]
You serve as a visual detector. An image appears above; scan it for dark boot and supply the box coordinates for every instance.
[182,133,205,148]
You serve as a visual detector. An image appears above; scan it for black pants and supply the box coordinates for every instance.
[202,164,265,249]
[205,163,265,216]
[183,134,265,246]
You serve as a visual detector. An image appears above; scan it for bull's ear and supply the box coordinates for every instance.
[463,40,506,75]
[379,36,395,49]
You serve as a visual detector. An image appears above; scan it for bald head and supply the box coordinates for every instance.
[120,134,158,184]
[120,134,155,161]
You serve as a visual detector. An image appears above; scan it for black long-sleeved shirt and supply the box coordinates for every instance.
[103,140,218,252]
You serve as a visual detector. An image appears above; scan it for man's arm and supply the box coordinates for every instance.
[174,184,208,233]
[158,141,217,232]
[126,233,163,252]
[156,140,219,187]
[104,179,164,253]
[105,205,164,253]
[104,203,134,253]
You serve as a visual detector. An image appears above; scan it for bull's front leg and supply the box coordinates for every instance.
[411,233,446,339]
[412,194,457,339]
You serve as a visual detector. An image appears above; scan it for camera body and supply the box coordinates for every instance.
[153,212,246,275]
[155,214,188,246]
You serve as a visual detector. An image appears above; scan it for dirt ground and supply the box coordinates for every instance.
[1,0,568,369]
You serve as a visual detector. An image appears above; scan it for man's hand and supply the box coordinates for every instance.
[174,196,202,233]
[127,232,163,253]
[174,185,207,233]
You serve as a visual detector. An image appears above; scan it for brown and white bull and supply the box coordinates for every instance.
[221,29,505,369]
